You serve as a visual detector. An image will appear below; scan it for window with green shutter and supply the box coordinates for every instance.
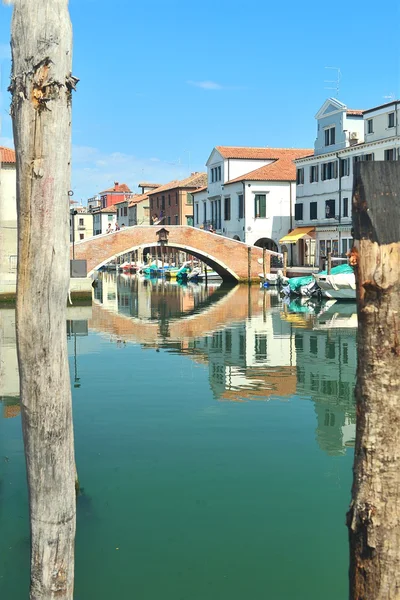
[254,194,266,218]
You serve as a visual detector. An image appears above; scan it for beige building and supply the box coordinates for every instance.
[0,147,17,282]
[70,208,94,242]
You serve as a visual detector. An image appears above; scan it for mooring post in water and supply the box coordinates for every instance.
[283,250,288,277]
[247,247,252,284]
[263,247,266,281]
[327,250,332,274]
[348,162,400,600]
[10,1,77,597]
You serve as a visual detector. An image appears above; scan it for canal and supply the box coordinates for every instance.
[0,274,356,599]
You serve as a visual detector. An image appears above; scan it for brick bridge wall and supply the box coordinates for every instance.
[72,225,274,282]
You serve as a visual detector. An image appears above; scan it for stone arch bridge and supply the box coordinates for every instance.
[72,226,278,282]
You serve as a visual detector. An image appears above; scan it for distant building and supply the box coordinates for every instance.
[93,205,117,235]
[99,182,133,209]
[292,98,400,266]
[70,210,94,242]
[147,172,207,226]
[128,193,151,226]
[0,147,17,279]
[193,146,312,252]
[138,182,162,195]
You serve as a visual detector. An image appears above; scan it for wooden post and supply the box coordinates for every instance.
[263,247,266,281]
[10,1,77,598]
[348,162,400,600]
[205,265,208,287]
[327,250,332,274]
[283,250,288,277]
[247,247,252,284]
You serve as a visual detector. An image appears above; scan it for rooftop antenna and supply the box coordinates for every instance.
[324,67,342,98]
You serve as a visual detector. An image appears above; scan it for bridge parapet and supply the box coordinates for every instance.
[72,225,276,282]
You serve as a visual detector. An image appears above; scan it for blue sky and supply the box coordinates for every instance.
[0,0,399,201]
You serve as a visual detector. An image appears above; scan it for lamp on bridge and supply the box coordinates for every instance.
[156,228,169,271]
[156,228,169,244]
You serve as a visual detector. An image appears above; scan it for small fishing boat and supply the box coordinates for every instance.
[313,264,356,300]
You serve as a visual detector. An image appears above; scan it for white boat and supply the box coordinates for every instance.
[314,271,356,300]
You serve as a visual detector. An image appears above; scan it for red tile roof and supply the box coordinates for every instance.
[224,148,313,184]
[215,146,312,160]
[147,172,207,195]
[0,146,16,164]
[99,206,117,213]
[191,185,208,195]
[346,109,364,116]
[128,193,151,207]
[138,182,161,189]
[99,182,131,194]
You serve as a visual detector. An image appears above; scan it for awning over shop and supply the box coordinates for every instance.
[279,227,315,244]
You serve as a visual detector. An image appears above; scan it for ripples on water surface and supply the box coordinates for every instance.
[0,274,357,599]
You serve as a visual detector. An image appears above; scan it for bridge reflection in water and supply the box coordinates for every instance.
[87,273,357,457]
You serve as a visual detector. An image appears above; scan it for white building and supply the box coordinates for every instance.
[0,147,17,281]
[292,98,400,266]
[93,205,117,235]
[70,208,94,242]
[193,146,311,252]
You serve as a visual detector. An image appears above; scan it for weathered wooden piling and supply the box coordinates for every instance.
[348,162,400,600]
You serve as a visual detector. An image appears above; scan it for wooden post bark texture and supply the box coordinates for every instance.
[348,162,400,600]
[10,1,77,598]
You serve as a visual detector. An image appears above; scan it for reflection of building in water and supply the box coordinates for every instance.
[294,325,357,455]
[0,309,20,417]
[191,308,297,401]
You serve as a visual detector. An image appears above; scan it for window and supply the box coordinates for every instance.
[79,233,84,240]
[310,202,317,220]
[343,197,349,218]
[150,199,154,210]
[79,218,84,226]
[296,168,304,185]
[324,126,336,146]
[321,161,338,180]
[365,153,374,161]
[340,158,350,177]
[218,166,222,181]
[254,194,266,218]
[186,216,194,226]
[325,199,335,219]
[310,336,318,355]
[161,196,165,210]
[255,334,267,362]
[108,214,113,221]
[186,193,193,205]
[385,149,396,161]
[238,194,244,219]
[176,193,178,205]
[195,203,199,224]
[224,197,231,221]
[367,119,373,134]
[167,216,171,225]
[310,165,319,183]
[295,203,303,221]
[353,155,364,165]
[175,215,179,225]
[342,238,348,256]
[203,202,207,223]
[388,112,395,128]
[168,194,171,206]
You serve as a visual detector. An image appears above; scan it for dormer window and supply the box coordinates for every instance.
[324,126,336,146]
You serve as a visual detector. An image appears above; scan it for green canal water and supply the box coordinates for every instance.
[0,275,357,599]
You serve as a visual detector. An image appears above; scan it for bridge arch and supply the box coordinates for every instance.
[72,225,276,283]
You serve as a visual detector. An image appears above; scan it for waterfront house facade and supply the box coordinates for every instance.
[193,146,312,251]
[148,172,207,226]
[93,206,117,235]
[128,193,151,226]
[0,147,17,280]
[99,182,133,209]
[70,208,94,242]
[292,98,400,266]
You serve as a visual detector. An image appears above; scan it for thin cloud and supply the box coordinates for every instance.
[187,80,223,90]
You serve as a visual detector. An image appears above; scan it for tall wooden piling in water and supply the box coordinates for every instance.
[348,162,400,600]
